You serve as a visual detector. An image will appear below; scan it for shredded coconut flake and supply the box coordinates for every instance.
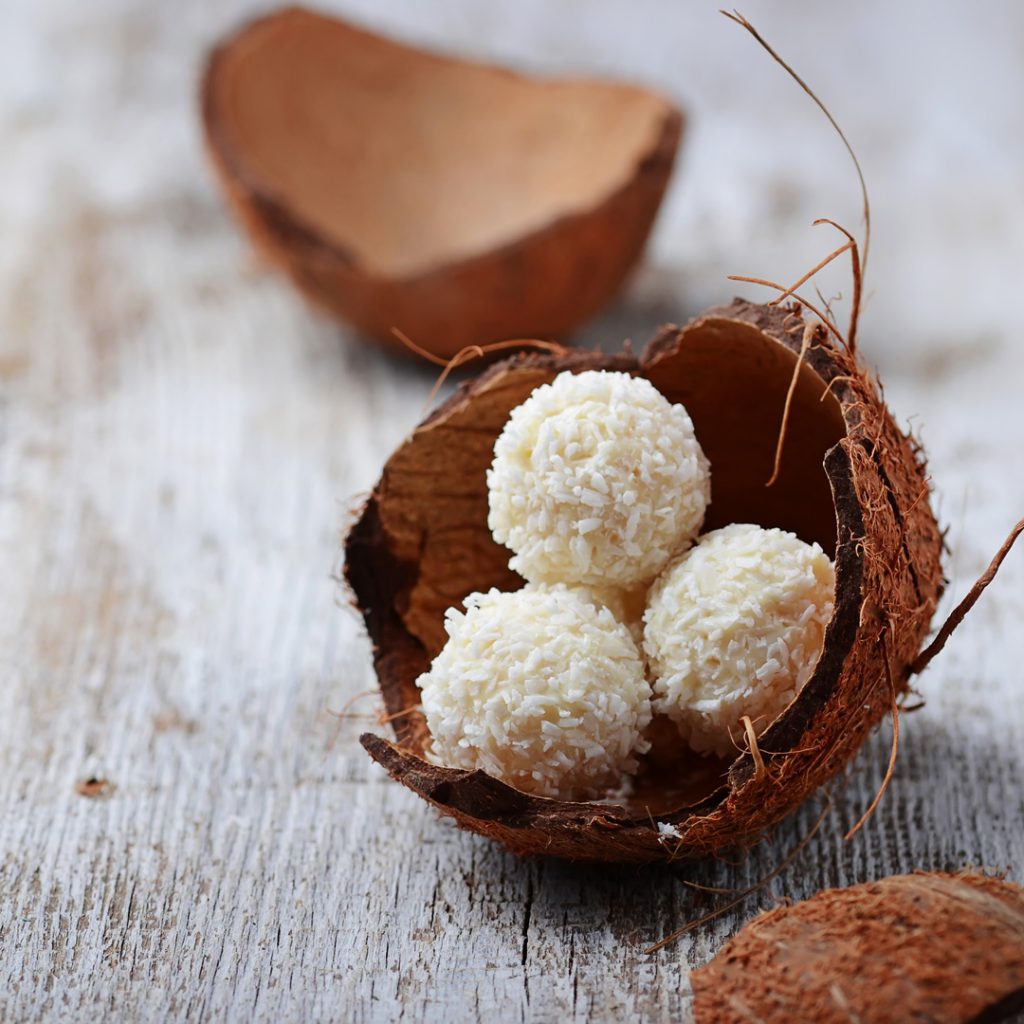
[418,584,652,799]
[644,524,835,758]
[656,821,682,840]
[571,581,649,649]
[487,370,710,587]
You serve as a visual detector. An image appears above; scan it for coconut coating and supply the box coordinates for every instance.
[487,370,710,588]
[572,582,649,648]
[418,584,651,800]
[644,524,835,758]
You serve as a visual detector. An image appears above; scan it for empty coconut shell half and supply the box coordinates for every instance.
[201,7,682,359]
[691,871,1024,1023]
[345,298,945,863]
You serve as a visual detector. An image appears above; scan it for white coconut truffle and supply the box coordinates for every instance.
[418,584,652,800]
[487,370,710,588]
[644,523,835,758]
[572,582,649,649]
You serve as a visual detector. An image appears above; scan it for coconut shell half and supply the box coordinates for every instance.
[691,872,1024,1024]
[345,299,944,862]
[201,7,682,359]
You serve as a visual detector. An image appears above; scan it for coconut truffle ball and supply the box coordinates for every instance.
[418,584,651,800]
[644,524,835,758]
[572,582,649,649]
[487,370,710,588]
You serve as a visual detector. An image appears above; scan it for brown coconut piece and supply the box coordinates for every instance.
[345,298,945,862]
[201,6,682,359]
[691,872,1024,1024]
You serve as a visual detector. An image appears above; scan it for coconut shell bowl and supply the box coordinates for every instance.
[202,7,683,359]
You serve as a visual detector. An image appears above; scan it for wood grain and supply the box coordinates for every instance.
[1,2,1022,1022]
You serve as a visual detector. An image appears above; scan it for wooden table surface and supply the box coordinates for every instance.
[2,2,1022,1021]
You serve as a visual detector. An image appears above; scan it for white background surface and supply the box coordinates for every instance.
[1,1,1022,1020]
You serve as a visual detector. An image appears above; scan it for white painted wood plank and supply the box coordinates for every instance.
[1,2,1022,1022]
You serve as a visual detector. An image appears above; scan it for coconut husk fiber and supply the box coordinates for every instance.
[345,298,944,862]
[691,871,1024,1024]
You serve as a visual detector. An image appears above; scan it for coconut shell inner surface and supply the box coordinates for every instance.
[691,872,1024,1024]
[204,8,676,278]
[202,8,681,358]
[346,299,944,862]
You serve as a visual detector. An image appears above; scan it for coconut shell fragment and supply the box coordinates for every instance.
[345,298,945,862]
[691,872,1024,1024]
[201,6,682,358]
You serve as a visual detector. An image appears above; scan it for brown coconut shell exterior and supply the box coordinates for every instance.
[201,7,682,359]
[345,298,945,862]
[692,872,1024,1024]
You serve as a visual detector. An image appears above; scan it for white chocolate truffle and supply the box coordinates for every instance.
[644,524,835,758]
[418,584,652,800]
[487,370,710,588]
